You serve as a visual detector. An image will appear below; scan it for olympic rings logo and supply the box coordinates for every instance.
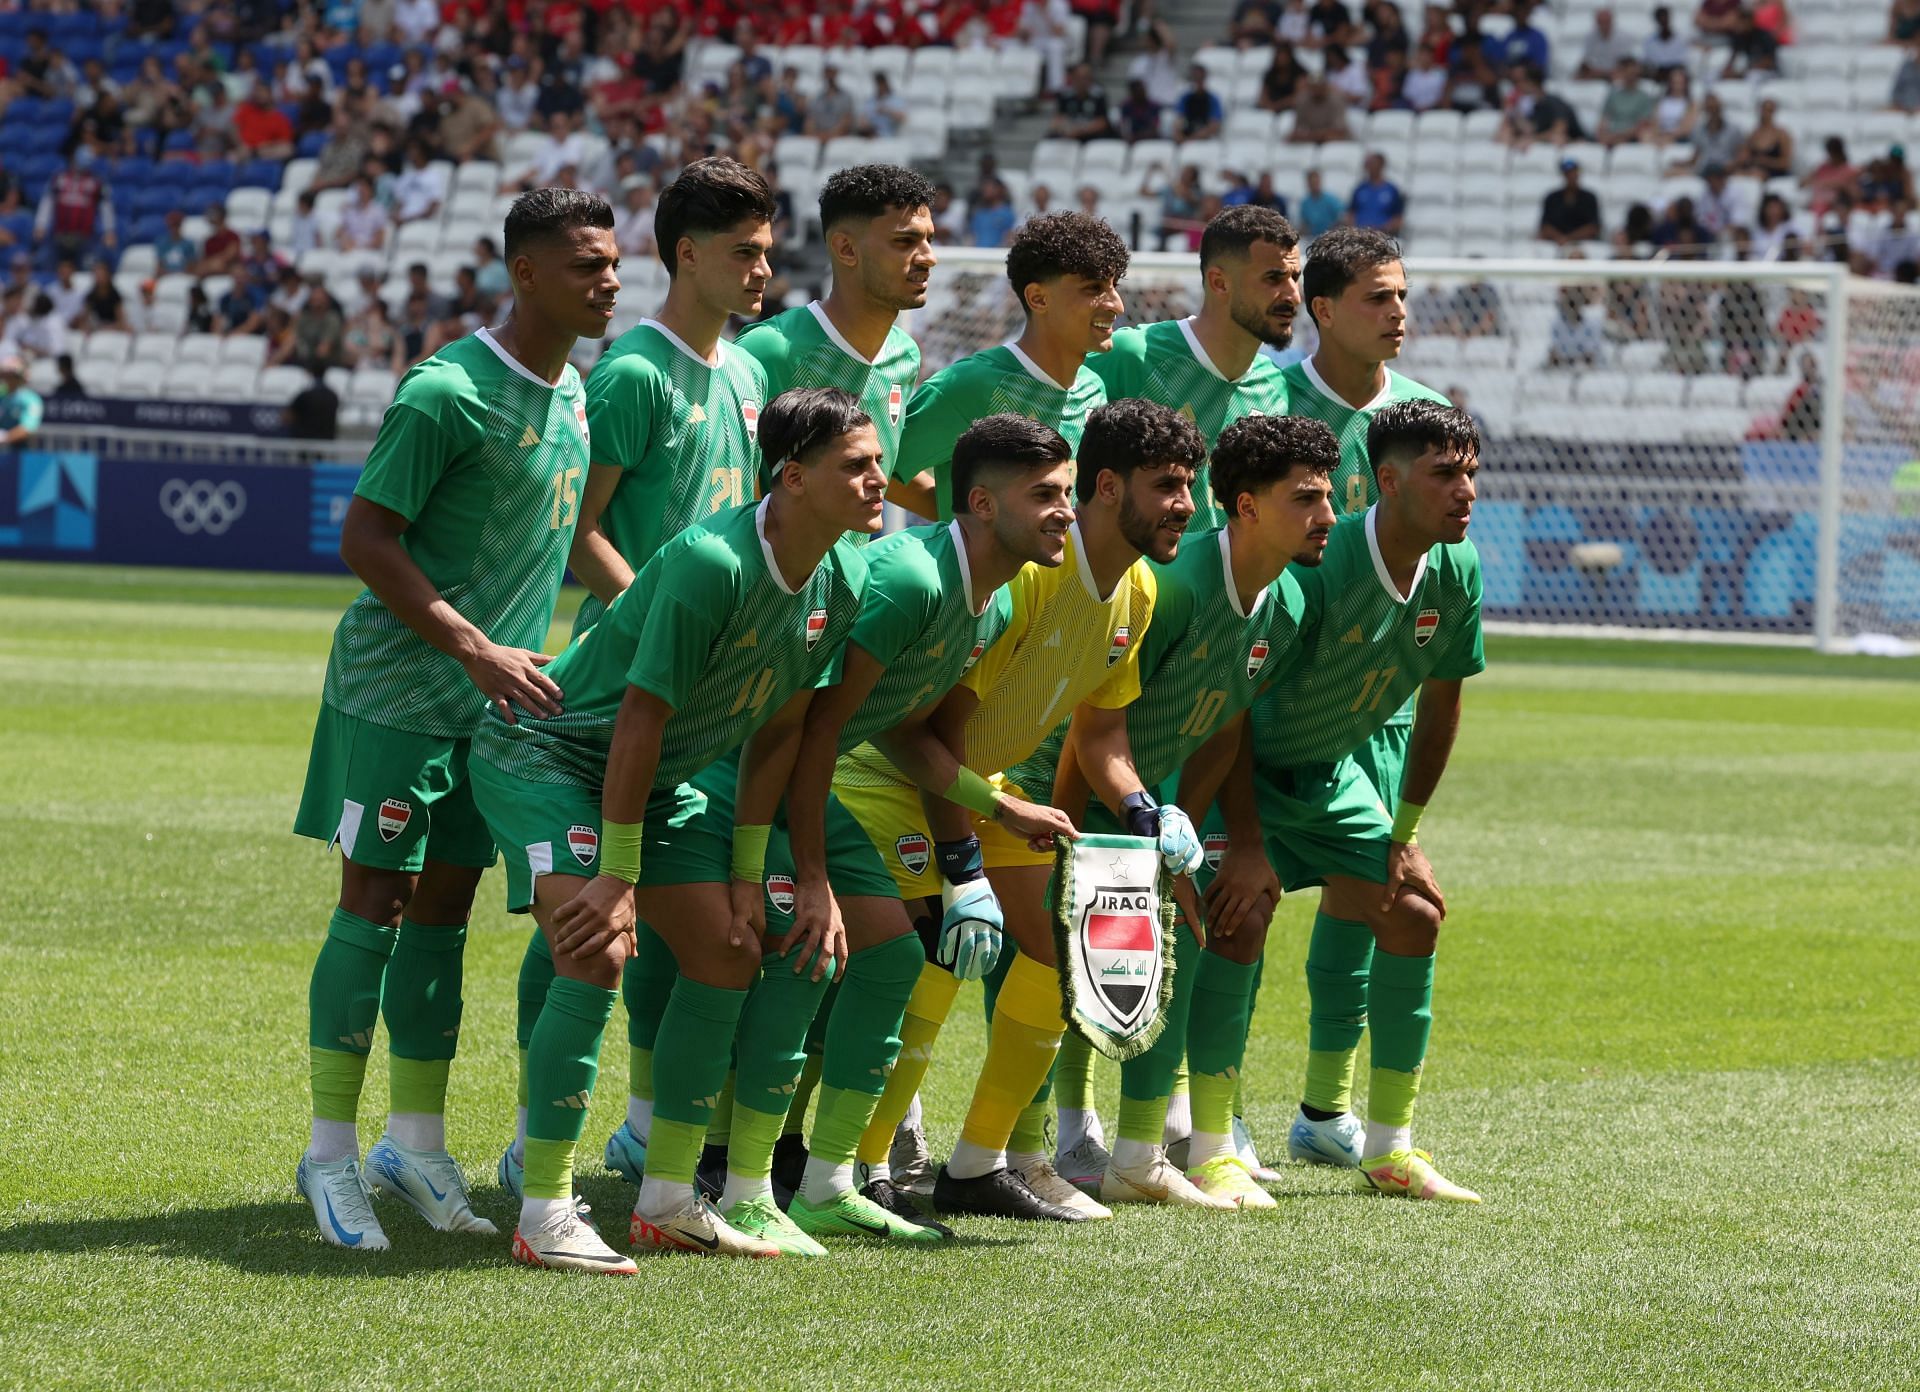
[159,479,248,536]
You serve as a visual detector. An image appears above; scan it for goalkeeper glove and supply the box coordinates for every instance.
[934,835,1003,980]
[1122,790,1205,876]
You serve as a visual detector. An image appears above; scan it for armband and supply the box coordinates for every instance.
[730,823,772,883]
[1390,799,1425,846]
[601,820,643,884]
[944,767,1002,819]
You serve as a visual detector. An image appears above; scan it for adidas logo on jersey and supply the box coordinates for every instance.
[1190,639,1210,661]
[734,628,758,648]
[1044,628,1064,648]
[925,639,946,659]
[1341,625,1365,644]
[688,403,707,424]
[518,425,540,448]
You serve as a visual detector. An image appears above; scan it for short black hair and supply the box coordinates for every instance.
[759,387,874,483]
[1302,225,1402,310]
[1006,211,1129,310]
[1366,399,1481,476]
[503,187,615,259]
[818,163,936,234]
[1075,399,1206,504]
[1209,415,1337,520]
[951,413,1073,512]
[655,156,777,277]
[1198,204,1298,270]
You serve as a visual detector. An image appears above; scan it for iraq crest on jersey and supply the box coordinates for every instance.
[1049,833,1177,1060]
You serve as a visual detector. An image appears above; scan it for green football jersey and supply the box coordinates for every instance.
[1281,358,1448,520]
[837,521,1013,753]
[473,499,868,791]
[321,328,590,739]
[1010,527,1307,803]
[1250,507,1484,772]
[575,318,769,633]
[736,301,921,486]
[894,343,1106,520]
[1089,318,1289,530]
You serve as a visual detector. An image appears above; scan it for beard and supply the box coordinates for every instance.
[1230,293,1295,348]
[1119,491,1180,560]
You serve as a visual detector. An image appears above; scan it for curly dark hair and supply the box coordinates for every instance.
[503,188,615,259]
[1300,225,1402,311]
[1366,398,1481,476]
[1075,398,1206,503]
[1210,414,1337,521]
[1198,205,1298,270]
[759,387,874,480]
[951,413,1072,511]
[1006,211,1130,309]
[818,163,937,233]
[654,156,777,277]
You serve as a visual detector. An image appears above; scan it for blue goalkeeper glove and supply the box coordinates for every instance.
[938,878,1004,981]
[1123,791,1205,876]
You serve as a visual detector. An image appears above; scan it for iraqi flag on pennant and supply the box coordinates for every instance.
[1049,833,1177,1060]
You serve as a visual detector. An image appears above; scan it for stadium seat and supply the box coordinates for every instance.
[1687,375,1744,409]
[1194,46,1239,88]
[226,188,272,231]
[772,135,822,174]
[867,45,910,88]
[217,335,267,369]
[452,160,501,198]
[948,91,994,131]
[281,158,318,196]
[128,332,174,364]
[348,367,398,406]
[114,360,165,397]
[1126,139,1177,178]
[81,330,131,366]
[161,361,213,399]
[174,332,221,366]
[908,47,955,85]
[25,358,57,394]
[255,365,309,402]
[1576,371,1636,407]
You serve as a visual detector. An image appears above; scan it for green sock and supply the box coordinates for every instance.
[649,977,749,1181]
[1116,1092,1168,1146]
[1367,948,1435,1132]
[707,1073,737,1146]
[523,976,617,1200]
[647,1118,704,1188]
[1010,1098,1051,1157]
[383,919,467,1118]
[1367,1068,1422,1132]
[809,1085,876,1169]
[307,908,396,1122]
[1235,952,1264,1116]
[820,933,922,1095]
[622,922,676,1054]
[783,1052,823,1138]
[1188,952,1257,1139]
[1055,1032,1097,1113]
[629,1046,654,1103]
[516,930,554,1052]
[727,1103,787,1180]
[1303,913,1373,1113]
[1119,923,1199,1105]
[735,947,833,1117]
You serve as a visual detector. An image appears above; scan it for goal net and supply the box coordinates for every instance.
[903,248,1920,654]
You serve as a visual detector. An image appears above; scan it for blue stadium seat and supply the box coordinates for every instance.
[0,212,33,246]
[107,157,157,186]
[21,125,67,155]
[128,213,168,246]
[19,152,62,184]
[47,12,99,40]
[185,185,230,215]
[296,131,327,158]
[66,36,105,66]
[362,43,404,73]
[161,131,196,157]
[197,159,235,188]
[236,159,283,192]
[9,96,46,125]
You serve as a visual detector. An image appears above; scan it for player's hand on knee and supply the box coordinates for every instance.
[938,879,1003,982]
[1171,874,1207,948]
[728,876,767,949]
[551,874,636,959]
[994,794,1079,853]
[1204,843,1282,939]
[778,876,845,983]
[462,641,563,722]
[1383,842,1445,919]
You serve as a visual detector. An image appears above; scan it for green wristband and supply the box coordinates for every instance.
[601,820,643,883]
[945,767,1002,819]
[731,823,772,883]
[1390,799,1425,845]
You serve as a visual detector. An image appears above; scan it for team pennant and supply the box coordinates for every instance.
[1049,833,1176,1061]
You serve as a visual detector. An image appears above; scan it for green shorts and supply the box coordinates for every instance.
[759,791,905,931]
[293,703,496,873]
[1353,721,1410,818]
[468,756,710,913]
[1237,756,1393,893]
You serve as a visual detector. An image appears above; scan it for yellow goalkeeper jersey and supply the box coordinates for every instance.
[836,520,1156,788]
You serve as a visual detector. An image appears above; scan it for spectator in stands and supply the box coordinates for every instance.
[1308,0,1363,47]
[282,281,345,373]
[1893,42,1920,114]
[34,156,114,267]
[1231,0,1283,44]
[1546,285,1605,368]
[493,56,541,133]
[1649,68,1695,149]
[930,183,967,244]
[1367,2,1412,65]
[195,204,242,278]
[1401,45,1447,111]
[1070,0,1123,68]
[1539,159,1603,247]
[1026,184,1057,223]
[285,365,340,441]
[611,177,656,262]
[14,293,66,361]
[1488,0,1551,71]
[1446,279,1504,338]
[1873,203,1920,278]
[1130,22,1185,108]
[1654,195,1710,255]
[123,278,162,334]
[216,267,265,336]
[243,230,286,287]
[437,81,504,165]
[51,353,85,400]
[1777,351,1821,440]
[1291,73,1352,141]
[1597,58,1655,147]
[521,111,591,191]
[47,259,89,328]
[1642,6,1692,76]
[1298,167,1343,236]
[401,261,449,321]
[1695,164,1752,242]
[1446,44,1500,114]
[1324,44,1369,106]
[1894,0,1920,43]
[1347,152,1405,233]
[1144,162,1203,249]
[343,294,403,375]
[192,82,239,160]
[390,140,446,226]
[1075,184,1104,218]
[280,191,320,258]
[333,176,388,255]
[1694,0,1744,40]
[860,72,908,139]
[806,65,857,141]
[1053,62,1118,142]
[1677,92,1744,173]
[1734,99,1793,179]
[1498,64,1582,147]
[1020,0,1078,94]
[1719,9,1781,78]
[1174,63,1225,141]
[1577,8,1633,79]
[0,355,43,446]
[1118,78,1164,141]
[968,177,1018,248]
[82,259,124,332]
[234,79,295,161]
[17,28,76,102]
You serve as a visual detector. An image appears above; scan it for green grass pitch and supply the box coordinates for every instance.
[2,561,1917,1391]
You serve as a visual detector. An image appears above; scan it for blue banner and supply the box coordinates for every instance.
[40,395,289,436]
[0,449,353,572]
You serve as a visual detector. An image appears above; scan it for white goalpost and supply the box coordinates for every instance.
[900,247,1920,654]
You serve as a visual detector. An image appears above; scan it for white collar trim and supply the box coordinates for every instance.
[756,496,813,596]
[1364,505,1426,603]
[1003,339,1075,391]
[1218,527,1266,619]
[1177,316,1238,384]
[475,326,562,388]
[806,299,878,365]
[642,317,724,369]
[948,519,986,615]
[1302,353,1393,412]
[1069,518,1118,603]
